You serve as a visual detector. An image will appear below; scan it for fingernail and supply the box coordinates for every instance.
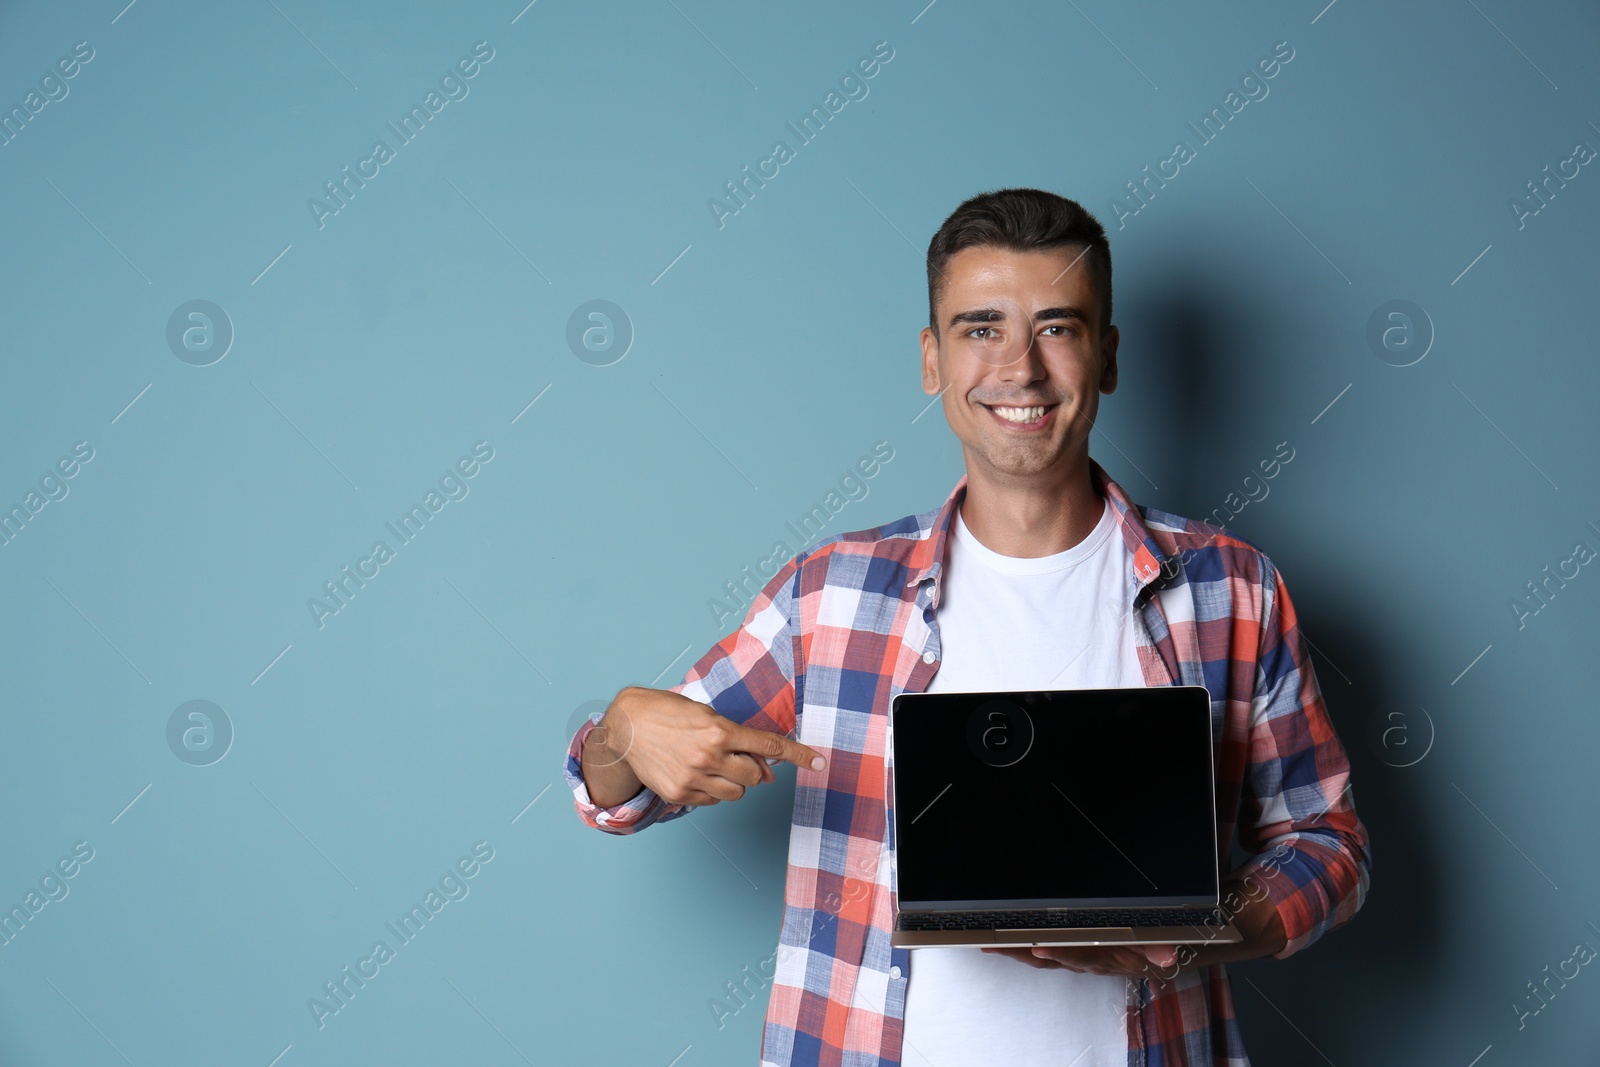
[811,756,826,770]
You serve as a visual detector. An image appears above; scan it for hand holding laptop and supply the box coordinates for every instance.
[581,686,827,808]
[980,943,1179,976]
[984,864,1292,976]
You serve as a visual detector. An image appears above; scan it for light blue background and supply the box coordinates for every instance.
[2,1,1596,1064]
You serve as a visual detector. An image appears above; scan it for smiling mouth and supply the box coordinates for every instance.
[982,403,1058,427]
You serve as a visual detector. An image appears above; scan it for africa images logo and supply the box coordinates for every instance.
[966,699,1034,768]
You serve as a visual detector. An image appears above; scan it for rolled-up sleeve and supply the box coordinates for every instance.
[1234,554,1372,958]
[563,554,805,836]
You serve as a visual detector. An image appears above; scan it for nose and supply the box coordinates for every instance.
[992,329,1046,385]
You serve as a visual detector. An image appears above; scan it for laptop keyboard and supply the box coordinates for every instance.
[898,907,1226,931]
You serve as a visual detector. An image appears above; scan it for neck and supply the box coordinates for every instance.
[958,452,1104,558]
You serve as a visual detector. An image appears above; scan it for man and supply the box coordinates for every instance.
[563,188,1371,1066]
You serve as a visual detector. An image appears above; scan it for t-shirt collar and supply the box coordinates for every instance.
[905,457,1178,600]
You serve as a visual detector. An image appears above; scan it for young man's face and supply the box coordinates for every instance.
[920,243,1120,484]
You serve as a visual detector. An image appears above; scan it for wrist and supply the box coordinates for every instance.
[580,707,645,808]
[1189,891,1286,969]
[586,707,631,764]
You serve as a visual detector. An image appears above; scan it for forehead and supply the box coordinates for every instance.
[940,244,1093,302]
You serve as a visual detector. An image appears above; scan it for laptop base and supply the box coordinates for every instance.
[892,922,1243,949]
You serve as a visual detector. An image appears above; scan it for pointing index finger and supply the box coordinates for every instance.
[724,721,826,771]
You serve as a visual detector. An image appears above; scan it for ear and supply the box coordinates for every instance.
[1098,323,1120,395]
[920,326,941,394]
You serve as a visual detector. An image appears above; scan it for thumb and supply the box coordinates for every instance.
[727,722,827,772]
[1143,945,1178,968]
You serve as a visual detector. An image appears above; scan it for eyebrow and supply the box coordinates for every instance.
[946,305,1090,330]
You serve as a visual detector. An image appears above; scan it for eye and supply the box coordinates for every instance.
[1042,324,1075,337]
[967,326,996,339]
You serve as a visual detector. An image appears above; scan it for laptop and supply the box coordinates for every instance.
[889,685,1243,948]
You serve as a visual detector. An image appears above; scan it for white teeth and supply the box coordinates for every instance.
[992,405,1046,423]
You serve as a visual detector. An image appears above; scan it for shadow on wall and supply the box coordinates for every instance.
[1117,282,1229,510]
[1113,248,1296,516]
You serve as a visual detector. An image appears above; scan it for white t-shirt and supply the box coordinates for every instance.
[899,496,1146,1067]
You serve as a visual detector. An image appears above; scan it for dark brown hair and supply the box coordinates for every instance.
[926,188,1112,338]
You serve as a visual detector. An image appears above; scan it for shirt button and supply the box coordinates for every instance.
[889,965,903,980]
[922,651,936,665]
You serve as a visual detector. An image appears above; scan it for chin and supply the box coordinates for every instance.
[975,443,1063,479]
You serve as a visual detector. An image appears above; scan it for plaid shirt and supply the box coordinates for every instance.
[564,457,1371,1066]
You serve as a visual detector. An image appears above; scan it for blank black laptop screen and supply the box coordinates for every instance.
[891,686,1218,909]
